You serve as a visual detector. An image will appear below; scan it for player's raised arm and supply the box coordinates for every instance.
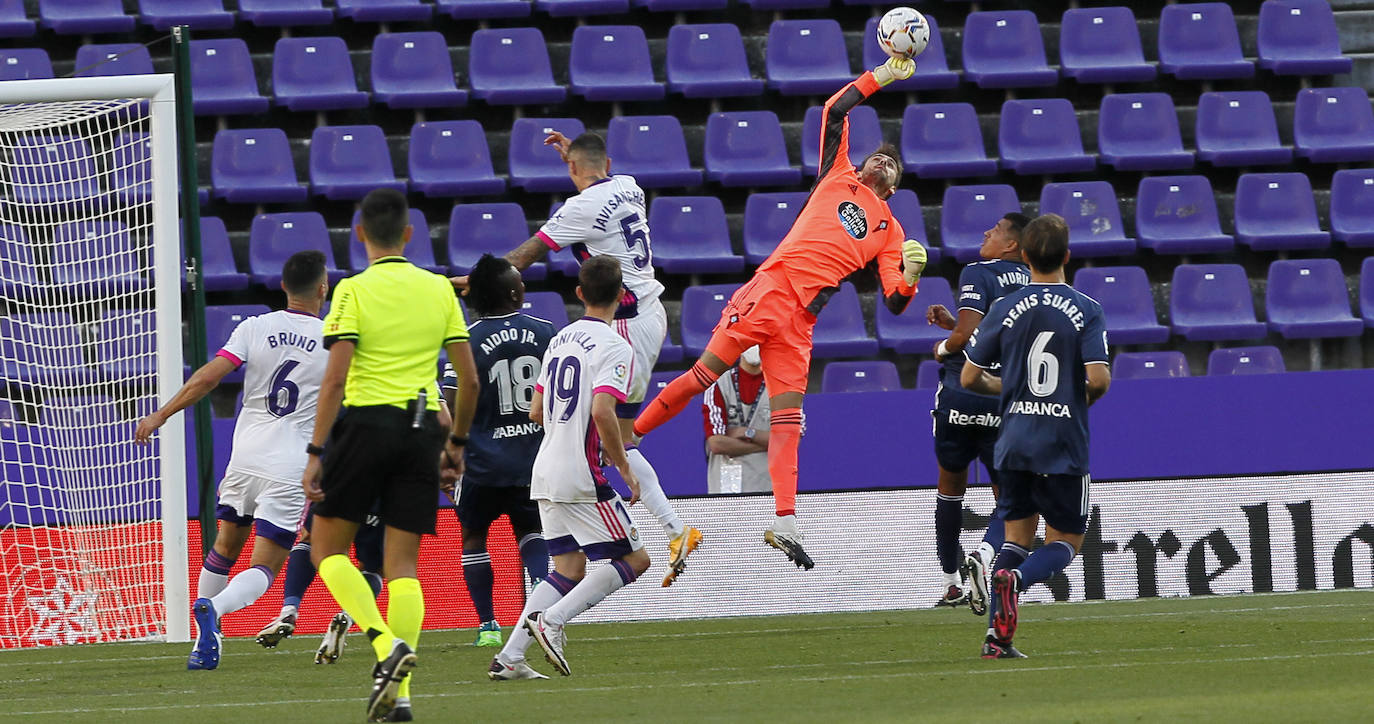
[815,57,914,182]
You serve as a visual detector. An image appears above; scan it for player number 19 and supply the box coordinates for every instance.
[1027,330,1059,398]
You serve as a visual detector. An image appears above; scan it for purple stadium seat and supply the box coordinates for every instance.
[862,16,959,91]
[998,99,1095,175]
[680,284,739,357]
[1038,182,1136,258]
[469,28,565,106]
[1059,7,1156,84]
[1157,3,1254,80]
[1233,172,1330,252]
[821,361,900,393]
[1113,351,1190,380]
[1134,176,1234,255]
[648,196,742,274]
[766,20,853,96]
[606,116,701,188]
[741,0,827,9]
[658,334,684,365]
[639,0,727,9]
[647,370,679,398]
[109,131,150,206]
[520,291,569,329]
[570,26,663,102]
[197,217,248,292]
[10,136,98,205]
[248,212,344,288]
[1097,93,1194,171]
[887,189,941,265]
[1265,259,1363,339]
[0,0,34,36]
[812,284,877,358]
[437,0,531,19]
[537,0,627,15]
[74,43,152,77]
[875,276,954,354]
[1293,87,1374,163]
[310,126,404,200]
[801,105,881,177]
[204,305,270,383]
[1169,264,1266,342]
[211,128,307,204]
[94,309,155,380]
[940,185,1020,264]
[665,24,763,99]
[0,314,91,385]
[508,118,585,193]
[915,359,942,389]
[190,39,269,116]
[448,204,545,280]
[39,0,133,34]
[742,192,808,265]
[1257,0,1351,76]
[1194,91,1292,167]
[901,103,997,180]
[237,0,333,27]
[1072,266,1169,345]
[138,0,232,30]
[704,112,800,188]
[272,37,368,112]
[1330,169,1374,247]
[348,209,442,274]
[409,121,504,198]
[51,221,145,296]
[336,0,432,22]
[1208,346,1285,376]
[1361,257,1374,328]
[371,32,468,109]
[962,10,1059,89]
[0,226,39,299]
[0,49,51,80]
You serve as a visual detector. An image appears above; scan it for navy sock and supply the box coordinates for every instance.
[362,570,383,599]
[461,550,496,622]
[518,533,549,584]
[1017,540,1076,591]
[934,494,964,575]
[281,543,314,610]
[987,542,1029,630]
[982,507,1006,553]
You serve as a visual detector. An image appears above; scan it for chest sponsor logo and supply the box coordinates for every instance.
[837,201,868,239]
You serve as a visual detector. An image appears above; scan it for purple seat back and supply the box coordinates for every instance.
[520,291,570,330]
[468,28,565,105]
[570,25,662,101]
[371,32,467,109]
[1039,181,1135,258]
[606,116,699,188]
[138,0,234,30]
[1059,7,1155,83]
[1208,346,1285,376]
[1257,0,1351,75]
[703,111,799,187]
[272,37,368,111]
[812,284,878,358]
[238,0,333,27]
[336,0,432,22]
[1134,176,1233,254]
[962,10,1058,88]
[212,128,304,203]
[190,38,268,115]
[821,361,901,393]
[1113,351,1190,380]
[665,23,762,99]
[408,120,503,198]
[1073,266,1167,344]
[939,185,1020,264]
[447,203,538,277]
[1330,169,1374,247]
[998,98,1094,174]
[648,196,740,274]
[309,125,403,200]
[742,192,808,265]
[680,284,741,356]
[1265,259,1360,336]
[1233,172,1330,251]
[509,118,585,192]
[1157,3,1254,79]
[900,102,996,179]
[1195,91,1291,167]
[1293,87,1374,163]
[765,19,852,96]
[1169,264,1265,342]
[0,48,52,80]
[74,42,151,77]
[1097,93,1193,171]
[248,212,340,287]
[40,0,134,34]
[875,276,955,353]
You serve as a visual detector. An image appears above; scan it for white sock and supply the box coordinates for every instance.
[498,578,566,664]
[197,569,229,600]
[210,565,273,617]
[543,563,635,628]
[627,447,683,538]
[279,604,298,618]
[942,571,962,587]
[977,541,996,565]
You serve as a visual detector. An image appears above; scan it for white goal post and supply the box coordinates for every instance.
[0,74,187,647]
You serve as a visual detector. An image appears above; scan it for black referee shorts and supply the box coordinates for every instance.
[314,405,446,535]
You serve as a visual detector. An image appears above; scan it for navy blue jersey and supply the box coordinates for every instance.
[965,283,1109,475]
[443,312,555,487]
[940,259,1030,399]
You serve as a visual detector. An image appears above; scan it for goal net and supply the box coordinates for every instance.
[0,76,187,648]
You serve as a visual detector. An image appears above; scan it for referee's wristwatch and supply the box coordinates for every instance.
[449,434,469,447]
[305,443,325,457]
[744,428,757,441]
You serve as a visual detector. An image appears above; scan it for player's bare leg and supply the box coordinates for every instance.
[935,467,970,608]
[762,391,813,570]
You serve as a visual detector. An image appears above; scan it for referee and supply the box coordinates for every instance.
[301,188,479,722]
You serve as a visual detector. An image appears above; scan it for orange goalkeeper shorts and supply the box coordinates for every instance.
[705,271,816,396]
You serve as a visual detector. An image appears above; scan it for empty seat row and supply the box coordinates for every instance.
[0,309,156,385]
[1109,347,1296,378]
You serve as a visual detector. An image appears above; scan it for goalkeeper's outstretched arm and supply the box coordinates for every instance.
[133,356,236,443]
[815,57,914,184]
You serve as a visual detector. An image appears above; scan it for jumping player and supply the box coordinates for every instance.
[451,131,702,587]
[962,213,1111,659]
[634,56,927,568]
[924,213,1030,613]
[490,257,647,680]
[134,251,329,671]
[445,254,554,648]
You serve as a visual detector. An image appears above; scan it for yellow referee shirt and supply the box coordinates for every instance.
[322,257,468,410]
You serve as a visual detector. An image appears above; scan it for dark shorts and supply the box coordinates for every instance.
[314,405,446,536]
[455,482,541,533]
[995,469,1091,535]
[932,406,1000,476]
[303,503,384,573]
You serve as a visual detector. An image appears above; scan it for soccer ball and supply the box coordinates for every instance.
[876,7,930,60]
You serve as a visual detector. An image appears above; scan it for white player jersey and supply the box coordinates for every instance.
[536,175,666,314]
[529,317,634,503]
[217,309,327,485]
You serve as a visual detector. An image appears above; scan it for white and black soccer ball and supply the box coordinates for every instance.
[876,7,930,60]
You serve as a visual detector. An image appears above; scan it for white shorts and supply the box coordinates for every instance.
[216,469,305,548]
[613,295,666,408]
[538,493,644,561]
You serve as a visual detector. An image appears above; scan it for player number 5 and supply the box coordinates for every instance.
[619,213,650,270]
[1027,331,1058,398]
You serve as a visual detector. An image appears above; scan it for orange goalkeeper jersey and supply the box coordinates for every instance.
[756,71,915,312]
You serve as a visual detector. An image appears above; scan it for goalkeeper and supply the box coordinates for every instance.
[634,57,928,570]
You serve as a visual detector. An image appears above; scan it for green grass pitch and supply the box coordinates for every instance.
[1,590,1371,723]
